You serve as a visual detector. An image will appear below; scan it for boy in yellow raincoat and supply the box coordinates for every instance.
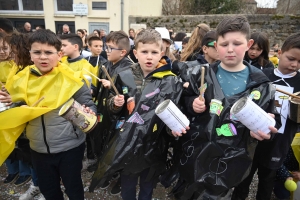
[0,29,96,200]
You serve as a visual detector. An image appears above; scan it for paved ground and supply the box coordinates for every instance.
[0,163,276,200]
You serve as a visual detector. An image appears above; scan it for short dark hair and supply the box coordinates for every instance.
[87,34,102,46]
[59,33,83,50]
[29,29,61,51]
[134,29,162,50]
[216,16,250,40]
[281,32,300,53]
[0,18,14,34]
[106,30,130,53]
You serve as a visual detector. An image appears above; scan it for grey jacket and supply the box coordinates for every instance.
[26,83,96,154]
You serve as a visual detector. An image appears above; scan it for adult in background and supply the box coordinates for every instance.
[128,28,135,40]
[22,22,32,33]
[62,24,70,34]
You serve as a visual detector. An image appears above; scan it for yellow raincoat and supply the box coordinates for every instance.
[0,60,14,84]
[0,63,84,165]
[61,58,98,87]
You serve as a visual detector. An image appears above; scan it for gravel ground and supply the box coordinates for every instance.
[0,163,276,200]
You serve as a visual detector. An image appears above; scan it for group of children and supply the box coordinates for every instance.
[0,15,300,200]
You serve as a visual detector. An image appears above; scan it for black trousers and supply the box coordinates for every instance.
[121,168,154,200]
[231,155,276,200]
[31,143,85,200]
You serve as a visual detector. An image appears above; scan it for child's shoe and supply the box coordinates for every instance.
[3,173,19,184]
[14,175,31,187]
[19,185,41,200]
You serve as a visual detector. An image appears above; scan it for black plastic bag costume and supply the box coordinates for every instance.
[173,61,280,199]
[90,63,183,191]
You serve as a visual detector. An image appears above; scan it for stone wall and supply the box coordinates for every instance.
[129,14,300,47]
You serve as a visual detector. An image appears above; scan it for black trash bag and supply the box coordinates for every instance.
[90,68,183,192]
[172,62,277,199]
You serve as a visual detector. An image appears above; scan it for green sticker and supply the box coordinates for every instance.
[216,123,237,137]
[251,90,261,100]
[209,100,223,116]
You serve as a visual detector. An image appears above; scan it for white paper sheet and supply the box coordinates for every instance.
[274,84,294,134]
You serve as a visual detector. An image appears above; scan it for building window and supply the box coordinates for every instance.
[22,0,43,11]
[57,0,73,11]
[92,2,107,10]
[0,0,19,10]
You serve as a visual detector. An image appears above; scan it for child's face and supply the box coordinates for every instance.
[269,49,275,56]
[61,39,78,58]
[0,40,11,61]
[89,40,103,56]
[215,32,253,70]
[30,42,61,75]
[247,44,263,60]
[105,41,125,64]
[133,42,164,77]
[203,44,219,63]
[278,48,300,74]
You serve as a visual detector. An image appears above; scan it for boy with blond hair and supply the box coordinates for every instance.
[90,29,183,200]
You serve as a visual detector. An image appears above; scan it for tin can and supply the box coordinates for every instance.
[289,92,300,123]
[0,95,10,113]
[230,97,275,134]
[59,98,97,133]
[155,99,189,133]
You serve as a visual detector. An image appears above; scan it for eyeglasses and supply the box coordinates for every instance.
[30,51,58,58]
[105,46,122,53]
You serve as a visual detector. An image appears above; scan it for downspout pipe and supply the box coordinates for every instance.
[121,0,124,30]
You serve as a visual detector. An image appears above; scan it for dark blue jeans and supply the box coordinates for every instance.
[31,143,85,200]
[121,168,154,200]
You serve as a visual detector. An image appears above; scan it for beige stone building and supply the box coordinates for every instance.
[0,0,162,34]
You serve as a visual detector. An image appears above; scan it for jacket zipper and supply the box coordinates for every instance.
[141,78,145,91]
[41,115,51,154]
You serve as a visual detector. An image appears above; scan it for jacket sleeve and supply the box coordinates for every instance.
[72,82,97,113]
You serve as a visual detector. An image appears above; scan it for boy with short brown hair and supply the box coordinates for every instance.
[173,16,281,199]
[90,29,183,200]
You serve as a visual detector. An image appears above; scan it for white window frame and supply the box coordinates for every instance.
[0,0,44,14]
[54,0,74,15]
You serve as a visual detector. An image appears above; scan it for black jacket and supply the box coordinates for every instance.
[90,56,183,191]
[175,60,280,199]
[254,68,300,170]
[244,54,274,71]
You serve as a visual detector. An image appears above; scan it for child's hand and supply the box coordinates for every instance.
[292,171,300,181]
[171,126,190,137]
[100,79,111,89]
[114,95,124,107]
[82,105,96,116]
[250,126,277,141]
[193,97,206,113]
[0,91,12,105]
[183,82,189,88]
